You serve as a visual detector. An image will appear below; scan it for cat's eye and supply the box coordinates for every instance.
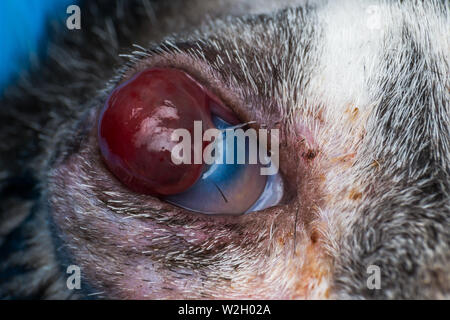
[98,68,283,215]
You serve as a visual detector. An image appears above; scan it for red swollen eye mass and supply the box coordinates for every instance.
[98,68,215,196]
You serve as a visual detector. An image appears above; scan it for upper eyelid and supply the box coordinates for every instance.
[118,40,209,83]
[116,40,253,124]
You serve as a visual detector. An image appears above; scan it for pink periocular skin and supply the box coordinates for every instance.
[98,68,238,196]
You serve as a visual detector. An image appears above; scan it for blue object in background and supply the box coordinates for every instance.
[0,0,77,93]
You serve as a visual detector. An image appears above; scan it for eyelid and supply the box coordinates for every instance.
[117,41,254,126]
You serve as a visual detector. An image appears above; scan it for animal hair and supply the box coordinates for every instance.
[0,0,448,299]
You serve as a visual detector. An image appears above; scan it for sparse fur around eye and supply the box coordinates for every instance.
[0,0,448,299]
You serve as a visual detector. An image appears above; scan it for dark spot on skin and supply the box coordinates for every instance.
[344,104,359,122]
[310,230,319,244]
[349,189,362,201]
[371,159,381,170]
[302,149,317,161]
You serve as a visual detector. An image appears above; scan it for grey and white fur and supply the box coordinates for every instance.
[0,0,448,299]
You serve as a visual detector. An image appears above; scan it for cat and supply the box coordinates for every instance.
[0,0,448,299]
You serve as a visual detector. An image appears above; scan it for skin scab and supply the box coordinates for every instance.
[302,149,318,161]
[292,243,331,299]
[310,229,320,244]
[344,103,360,123]
[371,159,381,170]
[329,153,357,167]
[349,189,363,201]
